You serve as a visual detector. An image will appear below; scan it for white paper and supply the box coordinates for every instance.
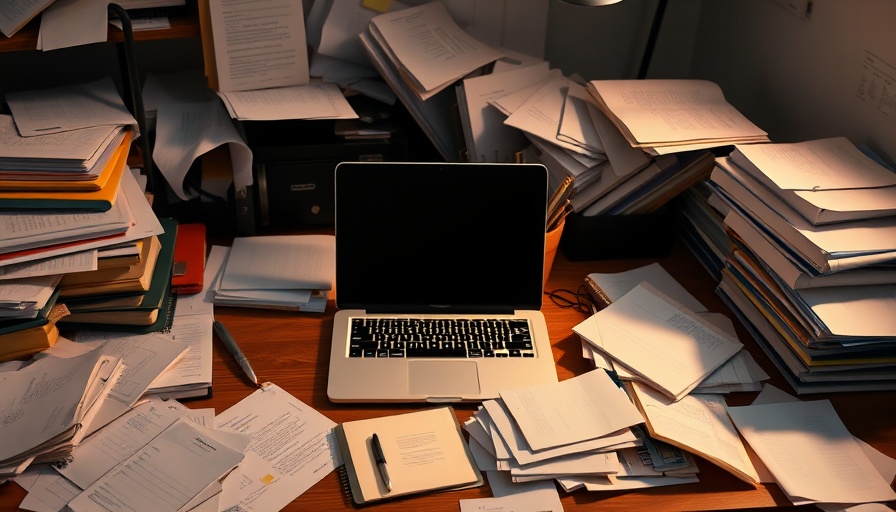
[459,61,550,163]
[577,282,743,400]
[480,398,636,466]
[152,100,252,201]
[214,382,340,511]
[368,1,503,99]
[37,0,107,52]
[504,76,598,157]
[63,332,189,436]
[629,381,760,484]
[55,398,193,490]
[0,350,118,465]
[585,262,706,312]
[217,81,357,121]
[727,399,896,504]
[499,369,644,451]
[5,78,136,137]
[460,470,563,512]
[66,418,248,512]
[0,0,53,37]
[0,250,97,280]
[220,235,335,291]
[587,79,768,147]
[735,137,896,191]
[208,0,309,92]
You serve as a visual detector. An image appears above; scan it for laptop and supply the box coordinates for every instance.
[327,161,559,403]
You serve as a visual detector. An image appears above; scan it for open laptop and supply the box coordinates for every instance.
[327,161,559,403]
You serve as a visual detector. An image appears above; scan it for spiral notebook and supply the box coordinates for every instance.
[334,406,482,505]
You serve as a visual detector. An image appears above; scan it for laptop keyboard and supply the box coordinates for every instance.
[348,318,536,358]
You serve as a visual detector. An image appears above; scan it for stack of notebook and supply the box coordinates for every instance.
[0,77,176,339]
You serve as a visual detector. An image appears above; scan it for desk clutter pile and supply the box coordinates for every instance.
[347,0,896,399]
[677,137,896,394]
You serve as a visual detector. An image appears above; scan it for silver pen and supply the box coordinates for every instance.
[213,320,259,386]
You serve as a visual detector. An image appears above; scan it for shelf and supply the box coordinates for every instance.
[0,11,199,53]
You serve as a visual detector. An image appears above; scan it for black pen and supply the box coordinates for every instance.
[371,433,392,492]
[213,320,259,386]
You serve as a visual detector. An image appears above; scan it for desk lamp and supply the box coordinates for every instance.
[558,0,669,79]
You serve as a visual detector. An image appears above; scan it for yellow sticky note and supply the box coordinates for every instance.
[260,474,275,485]
[362,0,392,13]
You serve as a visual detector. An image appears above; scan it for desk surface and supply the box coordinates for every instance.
[1,238,894,511]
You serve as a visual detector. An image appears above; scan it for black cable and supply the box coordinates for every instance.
[544,284,597,314]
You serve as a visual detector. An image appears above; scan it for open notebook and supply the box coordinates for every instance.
[327,161,559,402]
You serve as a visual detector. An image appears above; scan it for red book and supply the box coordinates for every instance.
[171,223,206,295]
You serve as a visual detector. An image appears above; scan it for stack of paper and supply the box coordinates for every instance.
[12,381,341,511]
[462,369,702,493]
[578,264,768,395]
[728,137,896,225]
[704,139,896,394]
[0,350,124,478]
[66,417,248,511]
[0,78,171,339]
[367,2,503,101]
[585,79,769,155]
[567,264,785,487]
[213,235,335,313]
[575,280,744,401]
[200,0,358,122]
[358,1,505,161]
[462,71,721,216]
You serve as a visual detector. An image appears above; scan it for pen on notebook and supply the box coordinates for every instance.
[371,433,392,492]
[213,320,259,386]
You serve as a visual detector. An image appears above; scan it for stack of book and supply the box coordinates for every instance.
[706,137,896,393]
[58,218,177,332]
[0,83,174,339]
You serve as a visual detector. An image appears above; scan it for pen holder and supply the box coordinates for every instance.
[543,218,565,290]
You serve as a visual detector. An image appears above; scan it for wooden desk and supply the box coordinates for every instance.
[1,238,893,511]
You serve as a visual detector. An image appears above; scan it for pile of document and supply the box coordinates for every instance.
[7,378,342,512]
[569,264,769,487]
[200,0,358,123]
[563,263,896,508]
[702,137,896,393]
[577,263,769,395]
[462,369,703,493]
[458,65,746,216]
[0,350,125,479]
[358,1,506,161]
[212,235,335,313]
[0,78,178,358]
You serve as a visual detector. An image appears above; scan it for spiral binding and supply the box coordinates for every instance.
[161,291,178,334]
[336,465,355,506]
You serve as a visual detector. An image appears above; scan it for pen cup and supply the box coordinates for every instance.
[543,218,565,290]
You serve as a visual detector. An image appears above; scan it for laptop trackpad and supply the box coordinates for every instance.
[408,361,480,398]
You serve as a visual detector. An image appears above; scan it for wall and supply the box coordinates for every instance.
[545,0,895,167]
[688,0,895,166]
[544,0,702,80]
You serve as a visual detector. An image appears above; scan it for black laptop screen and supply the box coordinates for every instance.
[335,162,548,314]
